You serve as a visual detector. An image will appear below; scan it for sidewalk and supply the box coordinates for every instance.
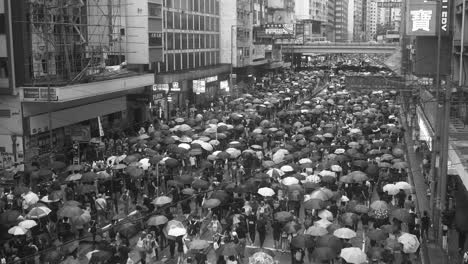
[399,105,459,264]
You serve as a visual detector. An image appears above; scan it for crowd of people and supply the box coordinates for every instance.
[0,58,423,264]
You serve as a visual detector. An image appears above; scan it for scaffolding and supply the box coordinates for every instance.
[26,0,127,85]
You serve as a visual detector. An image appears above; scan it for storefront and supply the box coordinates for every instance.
[24,97,128,164]
[417,107,434,151]
[192,74,230,107]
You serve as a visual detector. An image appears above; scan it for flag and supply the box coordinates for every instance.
[97,116,104,137]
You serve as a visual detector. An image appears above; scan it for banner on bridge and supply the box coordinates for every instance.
[345,76,406,90]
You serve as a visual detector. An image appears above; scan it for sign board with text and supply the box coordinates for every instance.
[406,2,437,36]
[23,87,59,101]
[378,2,402,8]
[193,80,206,94]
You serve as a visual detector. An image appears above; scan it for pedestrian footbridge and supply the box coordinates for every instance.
[282,42,399,54]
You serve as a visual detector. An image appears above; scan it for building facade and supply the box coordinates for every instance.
[365,0,378,41]
[353,0,365,41]
[334,0,349,42]
[295,0,328,41]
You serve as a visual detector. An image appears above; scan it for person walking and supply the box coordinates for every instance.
[246,211,256,245]
[257,214,267,248]
[421,211,431,241]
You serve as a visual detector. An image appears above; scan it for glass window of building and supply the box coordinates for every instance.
[216,51,220,64]
[182,34,188,49]
[189,53,194,68]
[166,32,174,50]
[188,0,193,10]
[181,14,187,30]
[167,53,174,71]
[200,0,205,13]
[174,12,181,29]
[215,18,219,32]
[200,34,205,49]
[188,14,193,30]
[182,53,188,69]
[195,52,200,67]
[201,52,206,66]
[175,53,181,70]
[166,11,173,29]
[195,34,200,49]
[188,34,194,49]
[181,0,187,10]
[215,0,219,15]
[194,0,199,12]
[174,0,180,9]
[149,3,162,17]
[200,15,205,31]
[166,0,173,8]
[205,16,210,31]
[194,15,200,30]
[175,33,181,49]
[149,32,163,46]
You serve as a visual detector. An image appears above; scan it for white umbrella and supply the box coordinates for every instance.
[319,170,336,177]
[395,181,412,190]
[179,136,192,143]
[334,148,346,154]
[19,219,37,229]
[280,165,294,173]
[299,158,313,164]
[314,218,332,229]
[306,175,321,183]
[139,158,151,170]
[282,177,299,186]
[266,168,284,178]
[258,187,275,197]
[383,183,399,195]
[168,226,187,237]
[331,165,342,172]
[200,142,213,151]
[333,227,357,239]
[8,226,28,236]
[209,140,220,146]
[397,233,420,253]
[226,148,242,159]
[340,247,367,264]
[23,192,39,205]
[318,209,333,221]
[178,143,191,150]
[41,195,59,203]
[107,156,118,166]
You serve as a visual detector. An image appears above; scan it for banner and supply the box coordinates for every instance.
[406,2,437,36]
[97,116,104,137]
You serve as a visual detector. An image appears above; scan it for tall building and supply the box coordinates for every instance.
[266,0,295,24]
[3,0,162,165]
[295,0,328,41]
[158,0,230,110]
[365,0,378,41]
[353,0,365,41]
[326,0,336,42]
[334,0,349,42]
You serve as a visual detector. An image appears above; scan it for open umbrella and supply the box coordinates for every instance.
[274,211,293,222]
[312,247,337,261]
[370,200,388,211]
[189,239,210,250]
[152,196,173,206]
[367,229,388,241]
[249,251,275,264]
[168,226,187,237]
[118,223,138,238]
[383,184,399,195]
[394,181,412,190]
[27,206,51,219]
[304,199,325,210]
[340,247,367,264]
[397,233,420,253]
[202,198,221,208]
[258,187,275,197]
[147,215,168,226]
[8,226,28,236]
[58,205,83,218]
[318,209,333,221]
[266,168,284,178]
[18,219,37,229]
[306,226,328,236]
[291,234,315,248]
[391,208,411,223]
[316,234,343,252]
[314,218,332,229]
[333,227,357,239]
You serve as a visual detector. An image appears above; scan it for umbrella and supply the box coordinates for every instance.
[291,234,315,248]
[81,172,98,182]
[58,205,83,218]
[318,209,333,221]
[266,168,284,178]
[274,211,293,222]
[391,208,412,223]
[340,247,367,264]
[304,199,325,210]
[87,250,113,262]
[152,196,173,206]
[18,219,37,229]
[73,212,91,226]
[202,198,221,208]
[367,229,388,241]
[282,177,299,186]
[192,179,210,189]
[23,192,40,205]
[8,226,28,236]
[118,223,138,238]
[221,242,238,256]
[312,247,337,261]
[306,226,328,236]
[147,215,169,226]
[249,251,275,264]
[370,200,388,211]
[310,190,330,201]
[354,204,369,214]
[392,161,408,170]
[283,222,301,234]
[280,165,294,172]
[333,226,357,240]
[347,171,368,182]
[258,187,275,197]
[314,218,332,229]
[66,164,83,172]
[394,181,412,190]
[66,173,82,181]
[383,184,399,195]
[397,233,420,253]
[27,206,51,219]
[190,239,210,250]
[316,234,343,252]
[168,226,187,237]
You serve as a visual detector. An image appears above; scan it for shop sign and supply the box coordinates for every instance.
[264,24,294,36]
[204,76,218,83]
[406,2,437,36]
[220,80,229,92]
[171,82,180,91]
[152,84,169,92]
[193,80,206,94]
[23,87,59,101]
[153,92,164,101]
[440,0,450,36]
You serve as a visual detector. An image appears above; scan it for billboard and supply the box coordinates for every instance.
[345,76,405,90]
[413,36,451,76]
[255,24,294,38]
[406,2,437,36]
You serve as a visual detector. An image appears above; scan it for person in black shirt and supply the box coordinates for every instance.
[246,213,257,245]
[421,210,430,241]
[257,214,267,248]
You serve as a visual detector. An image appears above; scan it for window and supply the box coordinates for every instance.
[200,15,205,31]
[175,53,181,70]
[189,52,194,68]
[210,0,215,14]
[195,34,200,49]
[148,3,162,17]
[243,47,250,57]
[200,34,205,49]
[188,0,193,10]
[205,16,210,31]
[211,34,215,48]
[181,14,187,30]
[166,11,173,29]
[166,32,174,50]
[167,53,174,71]
[174,12,180,29]
[194,15,200,30]
[166,0,173,8]
[195,52,200,67]
[216,51,220,64]
[175,33,181,49]
[174,0,180,9]
[182,53,188,69]
[207,51,212,65]
[149,32,163,46]
[200,0,205,13]
[215,34,219,48]
[194,0,199,12]
[188,34,194,49]
[201,52,206,66]
[0,58,8,78]
[215,0,219,15]
[181,0,188,10]
[214,18,219,31]
[182,33,188,49]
